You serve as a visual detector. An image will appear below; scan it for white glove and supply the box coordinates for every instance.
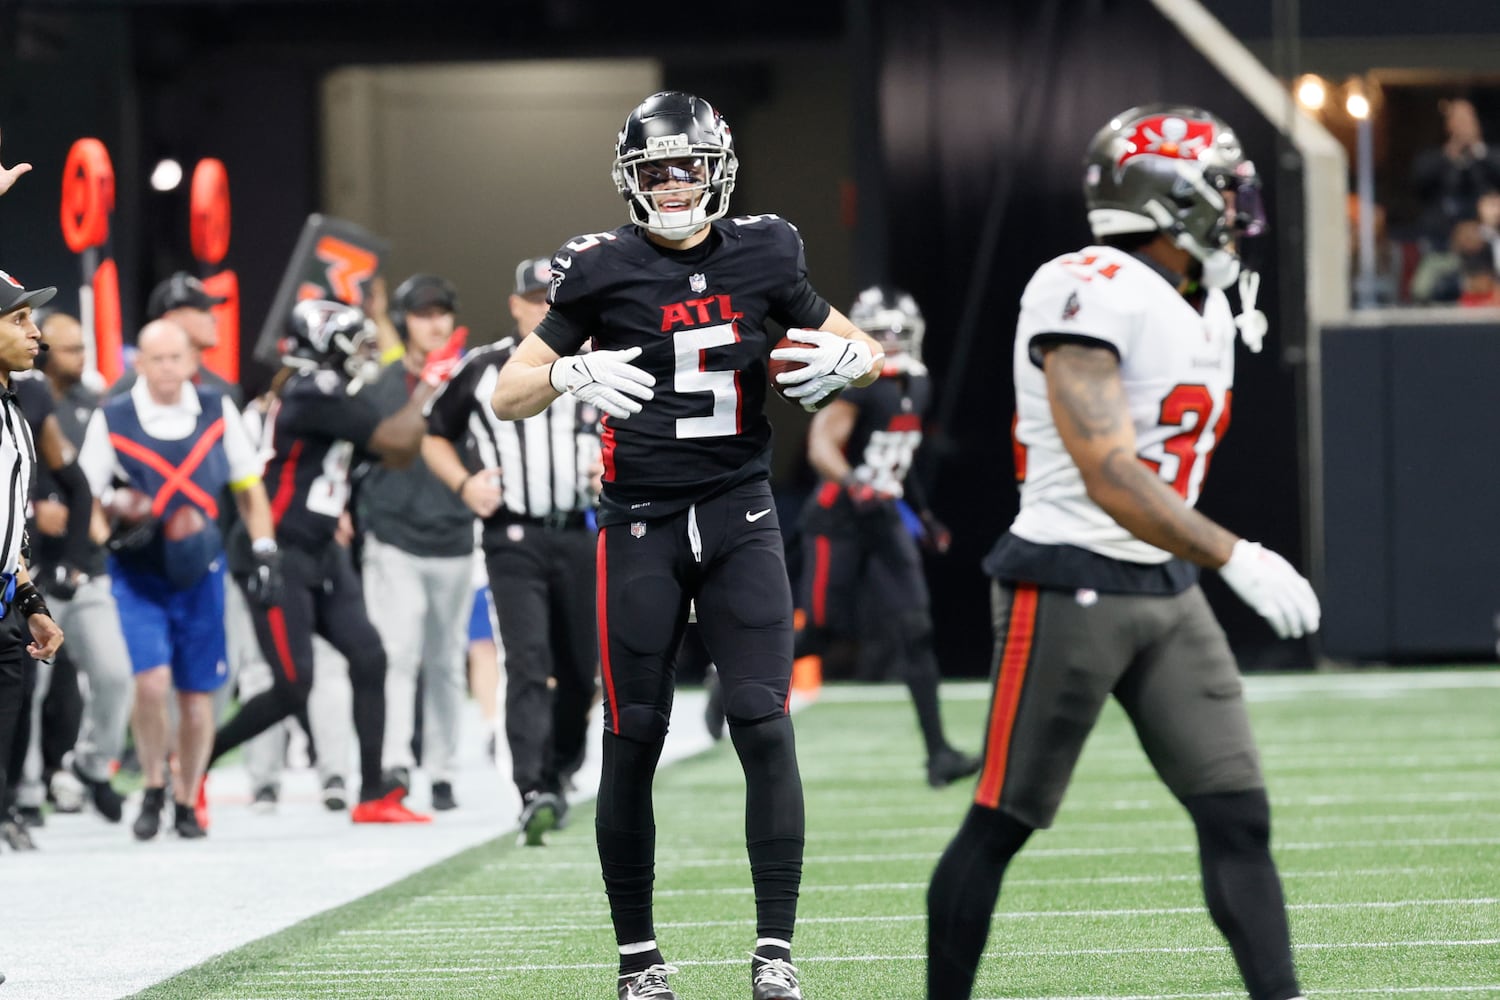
[771,329,878,411]
[1218,539,1321,639]
[549,347,655,420]
[1235,269,1268,353]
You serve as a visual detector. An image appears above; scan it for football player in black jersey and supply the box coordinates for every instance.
[206,299,442,825]
[493,91,885,1000]
[794,287,980,789]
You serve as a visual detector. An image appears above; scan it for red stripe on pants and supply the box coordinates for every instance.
[810,535,832,627]
[974,585,1038,809]
[267,605,298,685]
[596,529,620,734]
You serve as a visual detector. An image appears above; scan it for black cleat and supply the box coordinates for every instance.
[618,963,679,999]
[251,785,279,813]
[134,787,165,841]
[431,780,458,811]
[751,954,803,999]
[15,805,43,828]
[517,790,560,847]
[73,760,125,823]
[321,775,348,812]
[174,802,207,839]
[926,746,982,788]
[1,810,38,850]
[704,666,726,741]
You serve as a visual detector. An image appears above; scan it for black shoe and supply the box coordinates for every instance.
[16,805,44,828]
[73,760,125,823]
[926,746,983,788]
[1,810,37,850]
[431,780,458,811]
[516,790,560,847]
[321,775,348,812]
[134,787,166,841]
[251,785,279,814]
[174,802,207,839]
[704,667,726,741]
[618,963,678,999]
[751,953,803,1000]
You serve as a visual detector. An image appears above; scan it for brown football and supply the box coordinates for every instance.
[768,333,841,411]
[106,487,155,526]
[164,505,207,541]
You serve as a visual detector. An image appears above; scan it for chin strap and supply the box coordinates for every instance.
[1234,268,1268,354]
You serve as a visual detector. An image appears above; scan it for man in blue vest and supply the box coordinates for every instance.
[80,320,278,840]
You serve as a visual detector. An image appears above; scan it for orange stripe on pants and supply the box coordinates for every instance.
[974,584,1039,809]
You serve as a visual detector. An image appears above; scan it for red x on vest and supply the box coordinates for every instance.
[109,418,227,519]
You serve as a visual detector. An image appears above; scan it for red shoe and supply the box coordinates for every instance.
[351,788,432,824]
[194,775,210,831]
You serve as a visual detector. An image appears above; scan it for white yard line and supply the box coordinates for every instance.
[0,694,715,1000]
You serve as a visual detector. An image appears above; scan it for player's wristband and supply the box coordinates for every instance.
[14,581,49,619]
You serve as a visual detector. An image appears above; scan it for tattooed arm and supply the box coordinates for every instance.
[1042,342,1238,568]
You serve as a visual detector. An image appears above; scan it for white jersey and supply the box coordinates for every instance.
[1009,245,1236,565]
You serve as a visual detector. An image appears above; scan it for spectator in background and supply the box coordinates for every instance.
[1410,219,1494,304]
[1457,258,1500,307]
[1475,190,1500,273]
[108,273,240,406]
[1412,99,1500,247]
[1346,195,1404,306]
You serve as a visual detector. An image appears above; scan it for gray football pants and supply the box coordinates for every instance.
[363,535,472,784]
[18,574,134,806]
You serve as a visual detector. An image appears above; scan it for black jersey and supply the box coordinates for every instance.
[840,369,930,499]
[427,338,602,541]
[533,216,831,526]
[262,368,381,549]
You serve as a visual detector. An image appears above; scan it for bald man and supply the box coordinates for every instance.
[80,320,277,841]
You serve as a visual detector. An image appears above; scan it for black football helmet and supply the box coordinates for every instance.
[282,299,381,391]
[390,273,459,341]
[1083,105,1265,289]
[849,285,926,363]
[612,91,738,240]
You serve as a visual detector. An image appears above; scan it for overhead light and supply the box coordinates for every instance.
[1295,75,1327,112]
[1346,93,1371,121]
[150,158,183,192]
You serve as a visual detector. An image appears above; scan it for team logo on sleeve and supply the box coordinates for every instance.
[689,273,707,293]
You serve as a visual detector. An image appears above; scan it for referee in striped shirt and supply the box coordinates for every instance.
[422,257,601,845]
[0,270,66,853]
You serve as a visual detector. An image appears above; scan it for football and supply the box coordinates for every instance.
[164,505,208,541]
[105,487,155,526]
[768,333,841,411]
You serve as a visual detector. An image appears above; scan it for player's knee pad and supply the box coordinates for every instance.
[722,680,786,726]
[1183,788,1272,853]
[612,704,670,745]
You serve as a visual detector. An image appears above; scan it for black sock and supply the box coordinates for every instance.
[210,690,294,764]
[618,945,665,978]
[905,656,949,757]
[753,941,792,964]
[350,662,386,801]
[927,804,1033,1000]
[596,730,666,948]
[730,715,805,942]
[1184,790,1301,1000]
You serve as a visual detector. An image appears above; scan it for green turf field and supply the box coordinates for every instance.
[135,671,1500,999]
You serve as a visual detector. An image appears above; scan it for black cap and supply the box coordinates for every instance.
[147,271,227,319]
[393,274,459,314]
[514,258,552,297]
[0,268,58,317]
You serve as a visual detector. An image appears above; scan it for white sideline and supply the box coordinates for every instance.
[0,693,717,1000]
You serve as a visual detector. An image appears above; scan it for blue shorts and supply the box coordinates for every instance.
[110,559,228,693]
[468,585,494,644]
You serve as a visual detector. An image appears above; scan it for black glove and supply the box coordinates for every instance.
[107,518,157,554]
[39,563,86,601]
[246,544,284,607]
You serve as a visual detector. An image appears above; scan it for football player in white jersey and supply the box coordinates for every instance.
[926,105,1318,1000]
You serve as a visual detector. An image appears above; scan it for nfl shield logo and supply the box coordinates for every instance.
[630,522,646,539]
[689,273,707,293]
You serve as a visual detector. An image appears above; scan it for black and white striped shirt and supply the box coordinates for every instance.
[425,339,602,530]
[0,384,37,576]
